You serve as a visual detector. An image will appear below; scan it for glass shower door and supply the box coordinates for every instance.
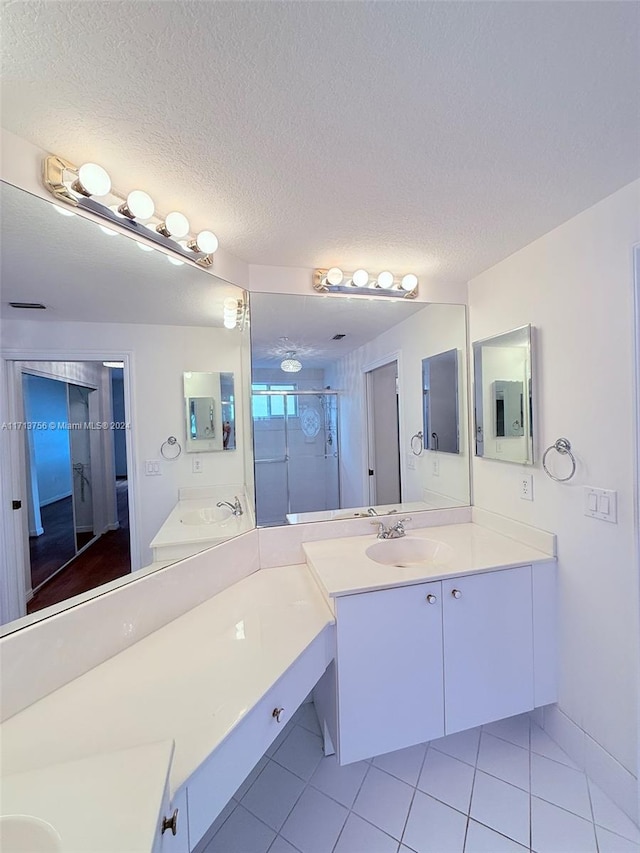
[252,391,289,526]
[287,393,339,517]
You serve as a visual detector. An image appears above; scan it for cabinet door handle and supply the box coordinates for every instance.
[272,707,285,723]
[451,589,462,599]
[426,594,437,604]
[162,808,178,836]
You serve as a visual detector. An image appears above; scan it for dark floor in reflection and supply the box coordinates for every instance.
[28,479,131,614]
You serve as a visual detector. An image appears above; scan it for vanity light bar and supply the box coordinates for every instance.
[313,268,418,299]
[42,155,219,269]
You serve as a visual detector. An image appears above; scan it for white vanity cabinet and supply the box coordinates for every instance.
[333,564,547,765]
[159,787,189,853]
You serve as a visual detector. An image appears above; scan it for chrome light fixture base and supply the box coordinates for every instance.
[42,155,216,268]
[313,269,418,298]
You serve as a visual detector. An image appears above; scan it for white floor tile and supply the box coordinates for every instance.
[431,728,481,767]
[353,765,414,841]
[267,720,297,758]
[373,743,428,786]
[483,714,530,749]
[596,825,640,853]
[273,724,324,781]
[310,754,369,808]
[476,733,530,792]
[402,790,467,853]
[530,722,579,769]
[293,702,322,736]
[531,752,591,820]
[334,813,399,853]
[470,770,530,847]
[234,754,270,800]
[268,838,301,853]
[417,748,475,814]
[205,804,276,853]
[589,780,640,843]
[280,787,348,853]
[201,798,236,847]
[242,759,306,831]
[465,819,528,852]
[531,796,597,853]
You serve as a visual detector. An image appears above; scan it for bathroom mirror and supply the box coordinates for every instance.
[250,293,470,526]
[0,181,254,635]
[473,324,534,464]
[422,349,460,454]
[184,371,236,452]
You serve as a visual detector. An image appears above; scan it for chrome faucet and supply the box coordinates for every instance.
[367,507,378,516]
[371,517,411,539]
[216,496,243,517]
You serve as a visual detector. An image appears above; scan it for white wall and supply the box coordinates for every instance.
[468,180,640,780]
[2,319,250,568]
[328,303,470,509]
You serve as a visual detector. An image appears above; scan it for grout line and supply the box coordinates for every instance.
[528,713,533,852]
[397,742,431,849]
[463,721,484,851]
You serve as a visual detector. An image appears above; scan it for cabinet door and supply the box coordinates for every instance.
[336,581,444,764]
[443,566,534,734]
[159,786,189,853]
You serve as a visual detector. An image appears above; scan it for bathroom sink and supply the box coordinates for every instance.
[0,815,62,853]
[180,506,231,525]
[366,537,453,568]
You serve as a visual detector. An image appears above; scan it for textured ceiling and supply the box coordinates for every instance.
[0,184,243,326]
[1,2,639,284]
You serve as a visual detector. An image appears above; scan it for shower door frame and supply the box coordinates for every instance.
[252,389,340,521]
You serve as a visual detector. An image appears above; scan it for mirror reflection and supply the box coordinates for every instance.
[422,349,460,454]
[0,182,252,635]
[184,371,236,451]
[249,293,470,526]
[473,324,534,464]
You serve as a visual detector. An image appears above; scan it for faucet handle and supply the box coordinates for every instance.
[399,517,412,524]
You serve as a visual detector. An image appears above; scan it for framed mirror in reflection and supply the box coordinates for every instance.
[249,293,470,527]
[184,371,236,451]
[473,324,534,464]
[422,349,460,454]
[0,181,252,635]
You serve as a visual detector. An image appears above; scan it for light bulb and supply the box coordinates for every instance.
[401,273,418,292]
[281,355,302,373]
[326,267,344,286]
[188,230,219,254]
[99,225,117,236]
[72,163,111,197]
[118,190,155,220]
[157,211,190,239]
[136,241,153,252]
[224,297,238,310]
[224,317,237,329]
[167,256,184,266]
[352,269,369,288]
[53,205,75,217]
[377,271,394,289]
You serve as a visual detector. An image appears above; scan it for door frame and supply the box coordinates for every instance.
[362,351,403,506]
[632,243,640,821]
[0,347,139,626]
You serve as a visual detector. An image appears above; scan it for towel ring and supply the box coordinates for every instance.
[411,431,424,456]
[542,437,576,482]
[161,436,182,460]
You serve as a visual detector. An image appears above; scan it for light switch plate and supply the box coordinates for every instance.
[407,455,416,471]
[432,456,440,476]
[584,487,617,523]
[145,460,161,476]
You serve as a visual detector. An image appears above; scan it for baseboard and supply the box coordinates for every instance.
[535,704,638,826]
[29,525,44,537]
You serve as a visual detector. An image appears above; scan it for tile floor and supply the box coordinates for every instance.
[200,705,640,853]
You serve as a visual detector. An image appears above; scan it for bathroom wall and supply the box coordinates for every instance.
[468,179,640,806]
[327,303,470,510]
[1,318,248,569]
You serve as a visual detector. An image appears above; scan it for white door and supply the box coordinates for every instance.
[367,361,401,505]
[336,581,444,764]
[442,566,534,734]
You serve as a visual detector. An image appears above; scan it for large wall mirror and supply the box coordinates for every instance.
[249,293,470,526]
[473,324,534,464]
[0,182,253,635]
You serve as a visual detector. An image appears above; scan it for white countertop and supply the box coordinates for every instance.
[1,741,173,853]
[303,522,554,597]
[150,496,253,549]
[1,565,334,797]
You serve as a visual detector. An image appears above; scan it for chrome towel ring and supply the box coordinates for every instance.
[161,435,182,460]
[542,437,576,482]
[411,431,424,456]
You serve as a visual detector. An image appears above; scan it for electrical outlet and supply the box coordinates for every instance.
[432,457,440,476]
[192,457,203,473]
[520,474,533,501]
[145,460,161,476]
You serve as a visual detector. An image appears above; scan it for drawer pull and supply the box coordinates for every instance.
[426,594,437,604]
[161,808,178,836]
[451,589,462,599]
[272,707,285,723]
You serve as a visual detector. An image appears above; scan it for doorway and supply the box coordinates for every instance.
[366,360,401,505]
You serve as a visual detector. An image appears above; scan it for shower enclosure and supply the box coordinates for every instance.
[252,389,339,526]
